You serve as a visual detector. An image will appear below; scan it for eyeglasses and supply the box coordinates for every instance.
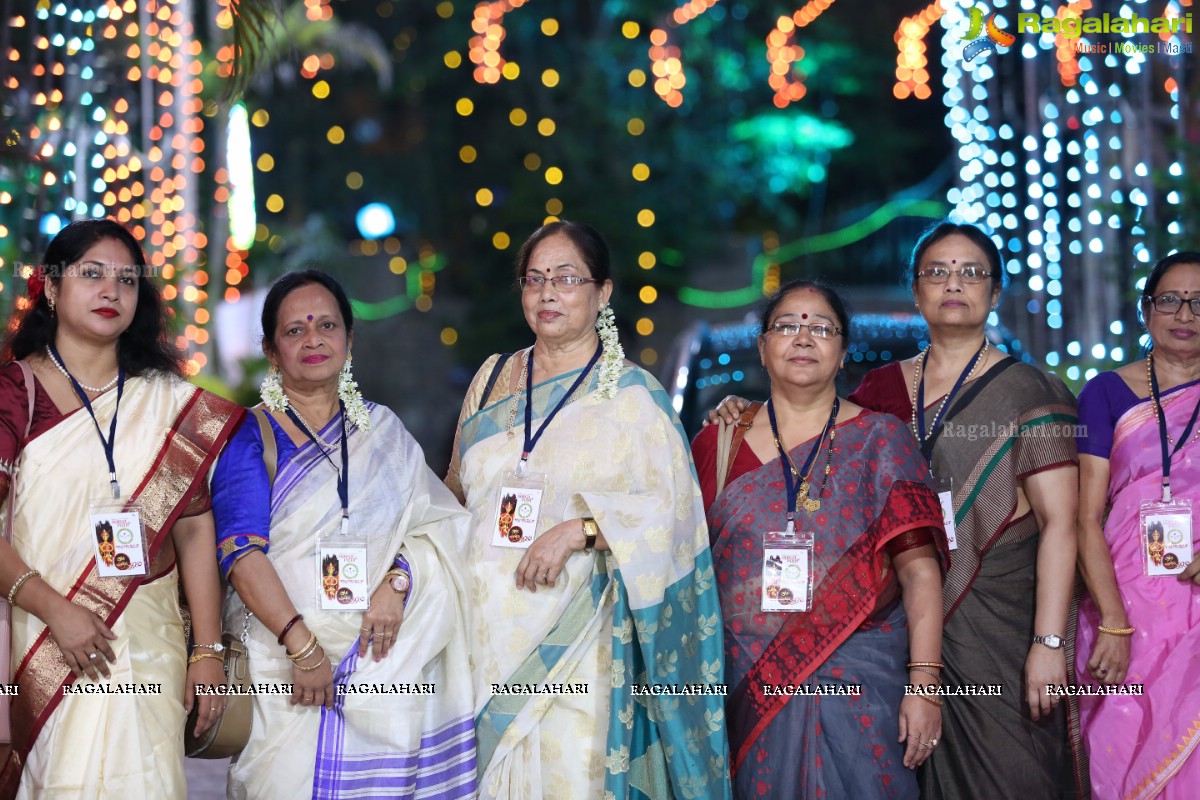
[1147,294,1200,316]
[916,266,992,284]
[517,275,597,292]
[764,322,843,340]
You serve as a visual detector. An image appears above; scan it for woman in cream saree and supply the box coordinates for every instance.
[449,357,730,799]
[0,220,242,799]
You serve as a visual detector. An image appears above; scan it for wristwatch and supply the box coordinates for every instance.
[194,641,225,654]
[387,570,411,594]
[1033,633,1064,650]
[581,517,600,553]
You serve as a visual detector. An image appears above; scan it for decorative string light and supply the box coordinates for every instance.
[468,0,529,84]
[893,1,944,99]
[766,0,837,108]
[647,0,721,107]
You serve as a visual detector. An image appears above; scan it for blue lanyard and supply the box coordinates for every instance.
[521,343,602,470]
[286,401,350,532]
[915,341,988,457]
[1148,355,1200,503]
[767,397,838,524]
[48,343,125,498]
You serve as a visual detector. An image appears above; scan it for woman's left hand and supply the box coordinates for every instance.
[184,656,228,737]
[359,583,407,661]
[1025,645,1066,721]
[515,519,587,592]
[897,694,942,769]
[1179,559,1200,585]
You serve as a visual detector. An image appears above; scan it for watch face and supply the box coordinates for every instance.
[1040,634,1062,648]
[391,574,410,593]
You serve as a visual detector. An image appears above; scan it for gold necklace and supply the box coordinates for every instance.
[1146,353,1200,446]
[909,339,990,440]
[504,347,594,439]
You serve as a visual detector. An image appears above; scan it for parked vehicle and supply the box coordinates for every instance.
[663,312,1028,437]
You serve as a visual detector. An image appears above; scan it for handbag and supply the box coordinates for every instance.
[714,401,762,496]
[0,361,37,745]
[183,406,277,758]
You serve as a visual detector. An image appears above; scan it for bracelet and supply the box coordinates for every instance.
[277,613,304,645]
[286,633,319,663]
[1098,625,1135,636]
[909,666,942,682]
[293,653,327,672]
[906,661,945,670]
[193,641,224,653]
[915,693,945,708]
[7,568,40,606]
[581,517,600,553]
[188,652,223,665]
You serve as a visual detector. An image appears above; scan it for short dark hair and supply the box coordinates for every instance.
[909,220,1007,290]
[1141,251,1200,300]
[760,279,851,350]
[2,219,183,376]
[514,220,613,286]
[261,269,354,353]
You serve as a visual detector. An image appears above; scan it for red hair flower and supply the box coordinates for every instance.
[26,266,46,304]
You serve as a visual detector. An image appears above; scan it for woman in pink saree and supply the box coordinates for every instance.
[1076,251,1200,799]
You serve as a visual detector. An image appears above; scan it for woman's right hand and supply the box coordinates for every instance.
[44,598,118,681]
[290,649,335,709]
[1086,628,1131,685]
[703,395,751,427]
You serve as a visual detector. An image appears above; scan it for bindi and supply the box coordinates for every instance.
[801,313,809,320]
[307,315,314,321]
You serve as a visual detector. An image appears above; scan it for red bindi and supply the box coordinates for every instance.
[801,313,809,320]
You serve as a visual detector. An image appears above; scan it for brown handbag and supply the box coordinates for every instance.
[183,406,277,758]
[714,401,762,495]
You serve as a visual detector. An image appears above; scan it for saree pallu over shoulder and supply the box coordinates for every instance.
[929,361,1079,619]
[1074,383,1200,800]
[707,412,945,784]
[0,373,243,798]
[459,362,730,799]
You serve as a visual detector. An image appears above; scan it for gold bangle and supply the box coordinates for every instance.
[7,568,40,606]
[915,693,945,707]
[188,652,223,665]
[909,666,942,681]
[293,653,327,672]
[906,661,944,670]
[1098,625,1135,636]
[286,633,319,662]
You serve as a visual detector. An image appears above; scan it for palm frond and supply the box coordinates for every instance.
[225,0,284,100]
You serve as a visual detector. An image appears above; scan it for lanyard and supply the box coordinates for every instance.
[286,402,351,533]
[520,342,602,474]
[915,341,987,457]
[1148,356,1200,503]
[767,396,838,526]
[48,343,126,498]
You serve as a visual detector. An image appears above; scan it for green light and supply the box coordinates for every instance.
[679,199,946,309]
[350,254,446,320]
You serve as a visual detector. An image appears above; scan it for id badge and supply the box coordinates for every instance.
[89,499,148,577]
[317,534,370,610]
[935,475,958,551]
[491,469,548,550]
[1139,499,1193,577]
[761,530,814,612]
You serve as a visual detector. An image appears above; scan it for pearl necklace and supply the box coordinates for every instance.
[909,339,990,441]
[45,345,119,393]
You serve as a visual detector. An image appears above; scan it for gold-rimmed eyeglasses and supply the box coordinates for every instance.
[517,275,597,293]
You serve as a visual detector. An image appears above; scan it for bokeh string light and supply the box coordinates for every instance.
[939,0,1190,381]
[893,1,944,100]
[765,0,837,108]
[647,0,721,107]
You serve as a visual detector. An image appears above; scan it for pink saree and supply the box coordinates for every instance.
[1076,381,1200,800]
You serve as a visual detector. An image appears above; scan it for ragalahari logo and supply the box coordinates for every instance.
[960,8,1017,62]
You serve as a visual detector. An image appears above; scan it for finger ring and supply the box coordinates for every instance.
[1099,667,1108,673]
[929,738,938,746]
[382,632,393,639]
[360,627,371,633]
[88,652,98,660]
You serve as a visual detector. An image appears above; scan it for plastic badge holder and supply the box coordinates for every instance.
[761,529,814,612]
[88,499,148,577]
[1139,499,1193,578]
[317,529,370,610]
[491,468,548,550]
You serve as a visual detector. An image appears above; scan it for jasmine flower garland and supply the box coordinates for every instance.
[596,304,624,400]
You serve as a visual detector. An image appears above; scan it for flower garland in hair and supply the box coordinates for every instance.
[26,266,46,305]
[596,304,624,400]
[338,354,372,431]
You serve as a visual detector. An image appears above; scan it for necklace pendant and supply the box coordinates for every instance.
[507,430,515,440]
[801,496,821,513]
